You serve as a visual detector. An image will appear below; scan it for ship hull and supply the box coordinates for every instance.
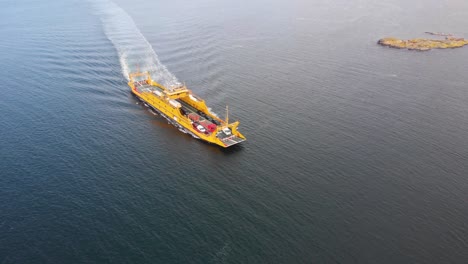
[133,92,199,139]
[128,74,246,148]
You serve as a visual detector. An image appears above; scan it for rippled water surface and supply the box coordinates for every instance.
[1,0,468,263]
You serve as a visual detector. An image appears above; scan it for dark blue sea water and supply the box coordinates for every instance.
[1,0,468,263]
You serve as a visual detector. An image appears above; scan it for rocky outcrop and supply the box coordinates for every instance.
[378,35,468,51]
[424,32,454,37]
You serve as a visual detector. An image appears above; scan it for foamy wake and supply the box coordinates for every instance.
[89,0,180,87]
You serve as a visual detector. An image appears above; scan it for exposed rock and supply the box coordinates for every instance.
[424,32,454,37]
[378,35,468,51]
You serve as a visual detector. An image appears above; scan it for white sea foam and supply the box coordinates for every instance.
[89,0,180,87]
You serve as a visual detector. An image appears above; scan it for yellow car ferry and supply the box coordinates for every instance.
[128,72,246,147]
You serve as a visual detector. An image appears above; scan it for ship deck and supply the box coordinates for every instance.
[175,99,221,125]
[135,84,162,94]
[222,136,245,147]
[134,83,245,147]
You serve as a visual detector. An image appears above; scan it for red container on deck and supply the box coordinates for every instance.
[199,120,217,132]
[207,123,217,132]
[188,113,200,121]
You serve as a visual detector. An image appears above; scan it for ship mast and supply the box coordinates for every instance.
[225,105,229,126]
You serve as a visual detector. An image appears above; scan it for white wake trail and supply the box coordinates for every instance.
[89,0,180,87]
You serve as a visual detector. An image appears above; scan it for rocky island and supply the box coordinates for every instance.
[378,33,468,51]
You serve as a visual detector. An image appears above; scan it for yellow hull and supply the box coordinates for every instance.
[128,72,246,148]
